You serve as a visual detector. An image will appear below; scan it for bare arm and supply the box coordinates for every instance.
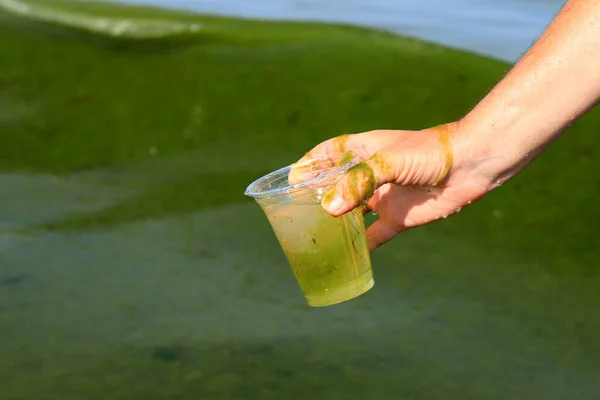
[297,0,600,251]
[455,0,600,190]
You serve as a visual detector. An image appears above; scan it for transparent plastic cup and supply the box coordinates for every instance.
[244,153,374,307]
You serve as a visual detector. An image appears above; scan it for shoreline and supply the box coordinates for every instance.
[1,0,525,63]
[111,0,565,62]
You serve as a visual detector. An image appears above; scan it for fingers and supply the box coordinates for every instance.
[318,126,457,216]
[288,155,340,185]
[364,184,460,251]
[362,185,425,251]
[365,218,405,252]
[288,136,350,185]
[365,184,406,251]
[288,132,384,185]
[297,133,373,163]
[321,149,397,216]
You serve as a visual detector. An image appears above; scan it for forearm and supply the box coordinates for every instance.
[455,0,600,189]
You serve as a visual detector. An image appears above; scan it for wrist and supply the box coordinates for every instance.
[451,115,549,195]
[443,118,516,196]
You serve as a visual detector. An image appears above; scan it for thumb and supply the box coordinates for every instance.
[321,130,452,216]
[321,152,396,216]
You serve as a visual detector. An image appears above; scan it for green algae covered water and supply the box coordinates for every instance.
[1,1,600,399]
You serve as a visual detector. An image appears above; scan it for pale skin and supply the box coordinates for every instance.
[295,0,600,251]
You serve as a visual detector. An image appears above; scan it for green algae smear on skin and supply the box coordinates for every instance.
[0,0,202,38]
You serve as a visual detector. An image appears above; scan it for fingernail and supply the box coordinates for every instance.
[324,196,345,215]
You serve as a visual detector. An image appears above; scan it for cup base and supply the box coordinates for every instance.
[305,273,375,307]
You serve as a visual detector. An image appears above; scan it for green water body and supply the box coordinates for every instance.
[0,1,599,399]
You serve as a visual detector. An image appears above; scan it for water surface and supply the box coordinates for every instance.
[1,2,599,399]
[118,0,567,61]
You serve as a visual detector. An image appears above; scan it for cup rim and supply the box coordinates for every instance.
[244,154,359,200]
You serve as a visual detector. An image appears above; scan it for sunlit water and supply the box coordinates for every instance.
[3,1,600,399]
[117,0,567,61]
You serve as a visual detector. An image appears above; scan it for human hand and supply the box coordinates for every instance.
[291,0,600,252]
[293,123,492,251]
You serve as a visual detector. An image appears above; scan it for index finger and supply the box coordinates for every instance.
[288,133,373,184]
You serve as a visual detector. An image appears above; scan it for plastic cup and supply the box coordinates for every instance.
[244,153,374,307]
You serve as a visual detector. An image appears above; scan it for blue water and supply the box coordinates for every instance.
[118,0,567,61]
